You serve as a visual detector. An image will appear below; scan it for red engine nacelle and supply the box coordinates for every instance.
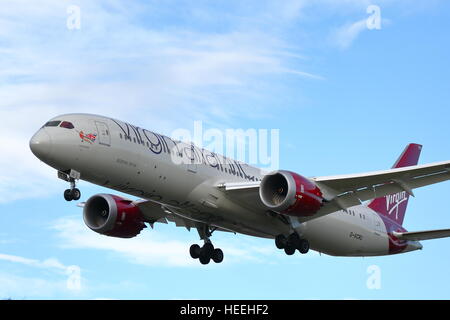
[259,170,323,217]
[83,194,146,238]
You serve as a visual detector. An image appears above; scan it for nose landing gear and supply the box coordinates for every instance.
[275,233,310,255]
[63,186,81,201]
[58,170,81,201]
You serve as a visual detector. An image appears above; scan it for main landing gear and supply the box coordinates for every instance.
[58,170,81,201]
[190,224,224,265]
[275,233,310,255]
[190,242,224,265]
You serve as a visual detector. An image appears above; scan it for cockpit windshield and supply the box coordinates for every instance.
[42,120,75,129]
[60,121,75,129]
[43,120,61,127]
[42,120,61,127]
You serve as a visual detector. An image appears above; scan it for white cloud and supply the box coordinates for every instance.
[0,253,83,298]
[0,272,70,299]
[52,216,199,267]
[2,0,434,203]
[0,0,324,203]
[51,216,316,267]
[0,253,79,275]
[331,19,368,49]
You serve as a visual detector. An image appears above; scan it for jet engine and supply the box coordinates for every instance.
[83,194,146,238]
[259,170,324,217]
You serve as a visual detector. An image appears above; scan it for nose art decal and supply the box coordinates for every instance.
[78,130,97,144]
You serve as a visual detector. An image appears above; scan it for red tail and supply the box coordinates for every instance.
[367,143,422,225]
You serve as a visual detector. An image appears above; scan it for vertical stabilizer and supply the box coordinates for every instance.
[367,143,422,225]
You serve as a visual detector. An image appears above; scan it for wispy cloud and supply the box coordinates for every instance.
[51,216,316,267]
[0,272,69,299]
[0,253,82,298]
[330,19,368,49]
[0,253,73,272]
[1,0,431,203]
[0,1,323,203]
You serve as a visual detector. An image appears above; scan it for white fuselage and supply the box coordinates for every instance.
[30,113,422,257]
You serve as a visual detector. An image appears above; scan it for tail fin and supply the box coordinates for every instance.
[367,143,422,225]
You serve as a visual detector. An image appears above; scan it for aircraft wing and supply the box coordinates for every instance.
[134,200,233,233]
[393,229,450,241]
[218,160,450,222]
[134,200,196,230]
[309,160,450,221]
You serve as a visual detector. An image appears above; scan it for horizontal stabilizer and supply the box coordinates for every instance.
[392,229,450,241]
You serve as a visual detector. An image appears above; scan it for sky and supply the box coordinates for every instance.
[1,0,450,299]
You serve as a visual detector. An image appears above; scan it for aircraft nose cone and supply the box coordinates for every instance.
[30,129,52,160]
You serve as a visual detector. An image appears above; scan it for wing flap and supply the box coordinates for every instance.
[135,200,233,233]
[393,229,450,241]
[135,200,194,230]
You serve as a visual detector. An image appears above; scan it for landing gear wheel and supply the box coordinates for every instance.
[71,188,81,201]
[284,245,296,256]
[64,189,73,201]
[202,242,214,257]
[199,243,215,265]
[189,244,201,259]
[287,233,301,249]
[298,239,310,254]
[275,234,287,249]
[199,251,211,265]
[212,248,224,263]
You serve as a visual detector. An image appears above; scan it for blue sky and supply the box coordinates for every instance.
[1,0,450,299]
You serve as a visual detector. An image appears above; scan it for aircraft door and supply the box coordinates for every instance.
[95,121,111,147]
[185,144,198,174]
[372,212,384,234]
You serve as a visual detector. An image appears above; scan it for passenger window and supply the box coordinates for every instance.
[44,120,61,127]
[60,121,74,129]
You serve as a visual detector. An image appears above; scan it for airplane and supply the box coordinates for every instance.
[29,113,450,264]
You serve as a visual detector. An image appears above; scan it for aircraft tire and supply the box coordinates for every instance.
[71,188,81,201]
[64,189,73,201]
[287,233,301,248]
[190,244,201,259]
[275,234,287,249]
[202,242,214,256]
[199,251,211,265]
[212,248,224,263]
[284,245,296,255]
[298,239,310,254]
